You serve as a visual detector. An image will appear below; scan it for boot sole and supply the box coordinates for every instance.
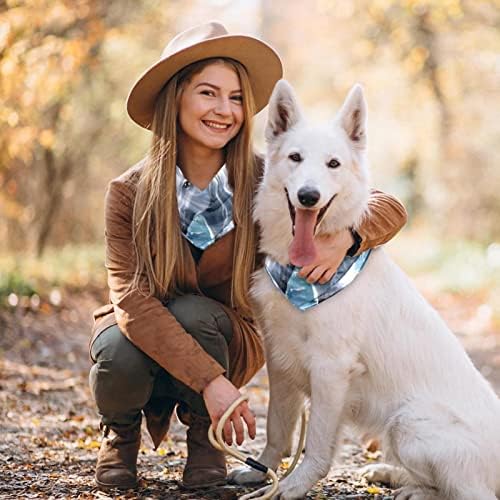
[181,478,227,490]
[95,477,138,491]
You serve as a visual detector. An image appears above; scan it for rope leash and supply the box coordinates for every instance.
[208,395,307,500]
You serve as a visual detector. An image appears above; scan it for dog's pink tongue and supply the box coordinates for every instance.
[289,209,319,267]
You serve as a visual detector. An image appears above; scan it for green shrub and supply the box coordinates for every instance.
[0,269,37,298]
[0,243,106,305]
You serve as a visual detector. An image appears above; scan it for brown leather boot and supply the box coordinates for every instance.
[177,406,227,489]
[95,421,141,490]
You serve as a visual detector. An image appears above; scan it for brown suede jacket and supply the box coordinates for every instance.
[90,159,407,447]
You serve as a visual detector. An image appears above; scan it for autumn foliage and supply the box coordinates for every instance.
[1,0,499,257]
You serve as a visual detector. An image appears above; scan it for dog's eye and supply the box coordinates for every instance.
[328,158,341,169]
[288,153,302,162]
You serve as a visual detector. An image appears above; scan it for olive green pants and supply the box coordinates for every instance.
[89,294,233,427]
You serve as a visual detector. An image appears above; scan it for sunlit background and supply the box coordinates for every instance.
[1,0,500,331]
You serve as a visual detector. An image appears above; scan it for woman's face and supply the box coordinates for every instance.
[177,62,244,153]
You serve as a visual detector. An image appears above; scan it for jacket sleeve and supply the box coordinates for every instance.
[355,189,408,254]
[104,178,225,393]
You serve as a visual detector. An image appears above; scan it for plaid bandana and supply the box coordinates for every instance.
[176,165,234,250]
[264,249,371,311]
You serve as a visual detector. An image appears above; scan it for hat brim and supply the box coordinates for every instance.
[126,35,283,130]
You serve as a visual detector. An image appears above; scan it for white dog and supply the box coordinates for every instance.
[230,80,500,499]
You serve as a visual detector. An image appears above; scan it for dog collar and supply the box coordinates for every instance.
[264,249,371,311]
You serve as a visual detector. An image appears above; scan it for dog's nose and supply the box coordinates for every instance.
[297,187,320,207]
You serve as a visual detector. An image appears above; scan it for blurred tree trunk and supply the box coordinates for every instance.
[32,48,104,257]
[35,149,73,257]
[400,154,422,221]
[414,8,453,157]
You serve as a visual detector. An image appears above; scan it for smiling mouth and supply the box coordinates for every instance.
[202,120,232,130]
[285,188,336,235]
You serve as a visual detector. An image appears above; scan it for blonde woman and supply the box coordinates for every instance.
[89,22,407,491]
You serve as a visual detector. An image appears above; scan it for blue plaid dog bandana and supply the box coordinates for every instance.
[264,249,371,311]
[176,165,234,250]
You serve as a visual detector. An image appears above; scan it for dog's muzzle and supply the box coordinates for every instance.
[285,188,336,234]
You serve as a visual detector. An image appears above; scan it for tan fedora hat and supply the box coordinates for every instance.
[126,21,283,130]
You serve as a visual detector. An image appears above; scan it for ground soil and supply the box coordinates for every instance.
[1,287,499,499]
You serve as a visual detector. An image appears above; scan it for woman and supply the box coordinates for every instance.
[89,21,407,491]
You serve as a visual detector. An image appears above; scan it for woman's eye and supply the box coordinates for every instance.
[328,158,341,169]
[200,90,215,96]
[288,153,302,162]
[231,95,243,103]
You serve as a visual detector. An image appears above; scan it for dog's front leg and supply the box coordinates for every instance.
[274,358,353,499]
[229,361,305,485]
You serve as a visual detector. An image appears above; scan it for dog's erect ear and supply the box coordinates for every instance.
[265,79,303,142]
[338,84,367,148]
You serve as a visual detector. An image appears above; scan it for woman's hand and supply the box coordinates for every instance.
[298,228,354,284]
[202,374,256,446]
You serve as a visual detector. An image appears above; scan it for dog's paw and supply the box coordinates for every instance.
[228,466,267,485]
[272,491,301,499]
[394,486,440,500]
[358,463,395,485]
[271,477,309,499]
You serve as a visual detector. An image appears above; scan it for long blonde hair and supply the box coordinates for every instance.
[132,58,257,317]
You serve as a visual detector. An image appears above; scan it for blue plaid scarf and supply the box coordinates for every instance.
[176,165,234,250]
[264,250,371,311]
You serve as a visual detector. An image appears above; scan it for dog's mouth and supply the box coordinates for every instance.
[285,188,336,235]
[285,188,336,267]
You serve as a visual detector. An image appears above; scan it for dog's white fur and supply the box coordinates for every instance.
[230,80,500,499]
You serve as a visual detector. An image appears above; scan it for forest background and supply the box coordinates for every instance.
[1,0,499,308]
[1,1,500,498]
[1,0,500,323]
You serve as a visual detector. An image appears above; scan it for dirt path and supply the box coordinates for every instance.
[1,290,499,499]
